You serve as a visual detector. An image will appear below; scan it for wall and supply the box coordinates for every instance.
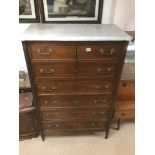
[19,0,135,71]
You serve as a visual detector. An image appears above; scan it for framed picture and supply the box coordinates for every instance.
[40,0,103,23]
[19,0,40,23]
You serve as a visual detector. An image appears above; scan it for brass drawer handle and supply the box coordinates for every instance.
[97,68,102,72]
[91,123,95,127]
[105,85,109,89]
[100,48,115,54]
[40,68,55,74]
[110,48,115,54]
[73,100,79,104]
[101,112,105,115]
[47,124,51,127]
[107,67,112,72]
[96,86,100,89]
[42,86,56,92]
[92,112,96,115]
[100,49,105,54]
[56,124,60,128]
[44,101,48,104]
[37,48,52,55]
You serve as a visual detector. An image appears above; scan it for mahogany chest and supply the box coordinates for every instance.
[22,24,131,140]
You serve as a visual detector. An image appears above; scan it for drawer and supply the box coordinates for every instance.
[32,62,76,78]
[39,94,112,108]
[36,80,113,95]
[19,110,38,137]
[78,43,124,60]
[114,110,135,119]
[43,120,107,131]
[28,42,76,60]
[19,92,33,109]
[41,107,110,120]
[77,61,117,78]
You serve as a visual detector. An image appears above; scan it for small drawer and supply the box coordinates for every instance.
[32,62,76,78]
[41,107,109,120]
[39,94,112,108]
[28,42,76,60]
[77,61,117,78]
[43,120,107,131]
[114,110,135,119]
[77,43,123,60]
[19,92,33,109]
[36,80,113,95]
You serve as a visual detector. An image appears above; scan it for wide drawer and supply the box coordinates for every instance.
[32,62,75,78]
[35,80,113,95]
[41,107,110,120]
[43,119,107,131]
[114,110,135,119]
[39,94,112,108]
[28,42,76,60]
[77,61,117,78]
[78,42,124,60]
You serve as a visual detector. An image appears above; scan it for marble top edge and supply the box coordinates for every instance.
[21,24,132,41]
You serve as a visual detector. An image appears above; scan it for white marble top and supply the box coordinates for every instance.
[21,24,132,41]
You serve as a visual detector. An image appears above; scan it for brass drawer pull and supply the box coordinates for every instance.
[56,124,60,128]
[100,48,115,54]
[40,68,55,74]
[110,48,115,54]
[73,100,79,104]
[47,124,51,127]
[37,48,52,55]
[92,112,96,115]
[105,85,109,89]
[107,67,112,72]
[101,112,105,115]
[44,101,48,104]
[96,86,100,89]
[42,86,56,92]
[100,49,105,54]
[91,123,95,127]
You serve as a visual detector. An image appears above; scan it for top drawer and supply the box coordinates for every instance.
[28,42,76,60]
[78,42,124,60]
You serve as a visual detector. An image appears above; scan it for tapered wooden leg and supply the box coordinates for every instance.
[105,129,109,139]
[117,119,121,130]
[41,132,45,141]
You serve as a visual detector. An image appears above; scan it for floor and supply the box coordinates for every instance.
[19,121,135,155]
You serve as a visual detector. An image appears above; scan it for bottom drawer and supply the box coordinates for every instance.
[19,110,38,140]
[43,120,107,131]
[114,110,135,119]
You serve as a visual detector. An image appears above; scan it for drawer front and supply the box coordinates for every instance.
[41,108,110,120]
[19,111,38,135]
[78,43,123,60]
[28,43,76,60]
[39,94,112,108]
[43,120,107,131]
[19,92,33,109]
[36,81,113,95]
[77,61,117,78]
[32,62,75,78]
[114,110,135,119]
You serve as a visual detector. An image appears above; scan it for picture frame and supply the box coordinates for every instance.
[19,0,40,23]
[40,0,103,23]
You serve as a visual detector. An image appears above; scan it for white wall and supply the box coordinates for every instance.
[19,24,30,72]
[19,0,135,71]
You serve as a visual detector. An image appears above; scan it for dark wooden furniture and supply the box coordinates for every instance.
[114,80,135,130]
[22,24,131,141]
[19,89,38,140]
[23,41,129,140]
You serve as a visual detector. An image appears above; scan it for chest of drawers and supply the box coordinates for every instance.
[22,24,131,140]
